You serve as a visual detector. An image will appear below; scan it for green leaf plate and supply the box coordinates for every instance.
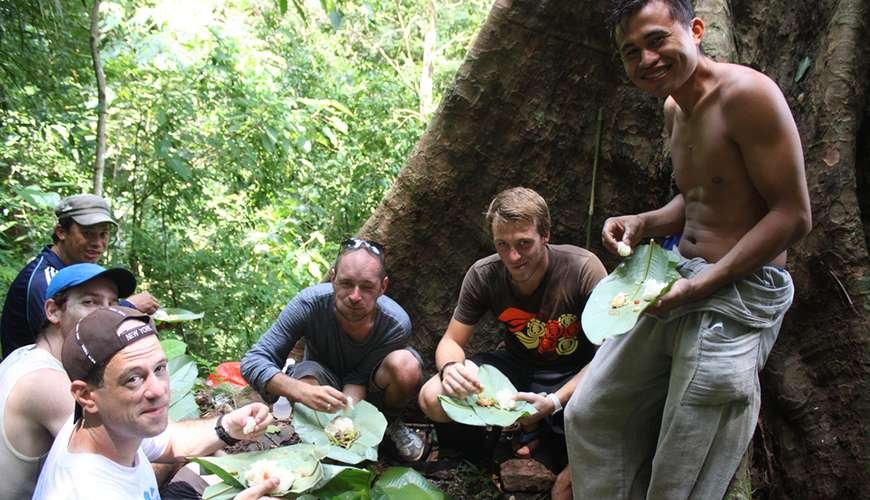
[293,399,387,464]
[581,241,681,345]
[437,364,536,427]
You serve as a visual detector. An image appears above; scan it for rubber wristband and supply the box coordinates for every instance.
[546,393,563,414]
[439,361,459,381]
[215,414,240,446]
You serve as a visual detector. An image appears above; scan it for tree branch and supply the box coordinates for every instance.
[89,0,107,196]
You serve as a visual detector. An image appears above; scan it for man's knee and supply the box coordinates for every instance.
[380,350,422,389]
[418,374,450,422]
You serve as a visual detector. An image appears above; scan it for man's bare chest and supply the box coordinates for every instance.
[669,110,747,197]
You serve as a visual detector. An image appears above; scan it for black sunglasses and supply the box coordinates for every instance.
[341,237,385,257]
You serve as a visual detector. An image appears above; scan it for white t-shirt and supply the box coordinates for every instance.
[0,344,65,499]
[32,416,169,500]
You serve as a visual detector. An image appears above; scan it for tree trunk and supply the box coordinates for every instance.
[360,0,869,497]
[89,0,106,196]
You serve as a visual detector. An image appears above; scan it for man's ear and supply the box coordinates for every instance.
[71,380,98,416]
[328,268,336,281]
[691,17,704,45]
[44,298,63,326]
[54,224,66,242]
[381,276,389,294]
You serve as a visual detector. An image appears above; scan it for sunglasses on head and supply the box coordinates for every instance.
[341,237,385,257]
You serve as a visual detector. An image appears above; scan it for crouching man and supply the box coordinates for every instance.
[241,238,424,462]
[33,306,275,499]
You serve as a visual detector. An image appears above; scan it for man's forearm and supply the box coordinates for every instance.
[435,338,466,370]
[555,365,588,406]
[265,372,308,401]
[638,194,686,239]
[158,417,222,461]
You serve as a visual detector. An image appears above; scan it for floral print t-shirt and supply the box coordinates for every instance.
[453,244,606,369]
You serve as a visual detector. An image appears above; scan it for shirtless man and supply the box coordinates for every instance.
[564,1,811,498]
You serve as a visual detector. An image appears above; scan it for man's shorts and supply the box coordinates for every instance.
[285,347,423,396]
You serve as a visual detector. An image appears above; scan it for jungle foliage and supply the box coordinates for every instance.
[0,0,488,369]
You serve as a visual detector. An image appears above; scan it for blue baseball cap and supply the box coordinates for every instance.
[45,263,136,301]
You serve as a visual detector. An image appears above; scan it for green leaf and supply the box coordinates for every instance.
[292,399,387,464]
[153,308,205,323]
[168,157,192,180]
[309,466,374,499]
[169,392,200,421]
[372,467,449,500]
[580,241,681,344]
[193,444,327,495]
[795,56,812,83]
[168,354,199,420]
[307,260,322,279]
[438,364,536,427]
[202,482,240,500]
[160,338,188,360]
[278,0,288,14]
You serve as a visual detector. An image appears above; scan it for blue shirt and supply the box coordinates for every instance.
[0,246,137,359]
[0,246,65,357]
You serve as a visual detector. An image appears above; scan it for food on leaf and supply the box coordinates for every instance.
[438,364,536,427]
[610,291,628,309]
[243,459,297,495]
[641,278,667,301]
[496,389,516,410]
[292,399,387,464]
[617,241,633,257]
[581,241,682,345]
[476,396,496,407]
[325,416,360,448]
[243,416,256,435]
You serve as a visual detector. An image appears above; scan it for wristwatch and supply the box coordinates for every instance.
[546,393,563,414]
[215,414,240,446]
[439,361,459,381]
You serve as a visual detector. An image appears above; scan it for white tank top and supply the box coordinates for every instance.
[0,345,64,499]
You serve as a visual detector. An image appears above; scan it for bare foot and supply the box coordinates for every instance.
[551,465,571,500]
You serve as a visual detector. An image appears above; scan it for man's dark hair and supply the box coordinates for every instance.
[607,0,695,38]
[83,361,108,387]
[37,289,71,333]
[51,216,75,244]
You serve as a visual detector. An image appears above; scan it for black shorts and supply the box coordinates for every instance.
[468,350,579,395]
[286,347,423,393]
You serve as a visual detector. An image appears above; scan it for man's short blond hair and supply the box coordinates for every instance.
[485,187,551,237]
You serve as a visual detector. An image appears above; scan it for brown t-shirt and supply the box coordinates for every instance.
[453,244,607,369]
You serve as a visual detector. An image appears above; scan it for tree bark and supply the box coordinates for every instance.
[360,0,869,497]
[89,0,106,196]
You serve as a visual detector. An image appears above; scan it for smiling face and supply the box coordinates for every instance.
[492,219,549,286]
[54,222,112,264]
[331,249,387,324]
[615,0,704,98]
[92,327,170,439]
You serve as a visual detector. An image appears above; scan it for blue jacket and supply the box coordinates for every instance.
[1,246,65,357]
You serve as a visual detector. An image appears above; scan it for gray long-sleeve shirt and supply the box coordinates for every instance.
[241,283,412,398]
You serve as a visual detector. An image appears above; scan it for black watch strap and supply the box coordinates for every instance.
[439,361,459,381]
[215,414,240,446]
